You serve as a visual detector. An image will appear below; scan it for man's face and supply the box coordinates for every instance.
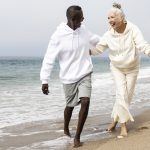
[69,10,84,30]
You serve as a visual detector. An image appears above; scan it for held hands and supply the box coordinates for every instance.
[42,84,49,95]
[89,49,92,55]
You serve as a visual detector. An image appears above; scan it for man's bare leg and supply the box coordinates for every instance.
[64,106,74,137]
[74,97,90,148]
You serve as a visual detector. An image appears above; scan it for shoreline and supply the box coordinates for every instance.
[0,108,149,150]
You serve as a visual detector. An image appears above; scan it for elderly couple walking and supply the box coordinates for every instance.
[40,3,150,148]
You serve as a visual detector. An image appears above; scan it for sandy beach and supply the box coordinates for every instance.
[71,109,150,150]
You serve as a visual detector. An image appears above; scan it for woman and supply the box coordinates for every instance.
[90,3,150,138]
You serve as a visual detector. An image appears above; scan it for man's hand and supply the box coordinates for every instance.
[42,84,49,95]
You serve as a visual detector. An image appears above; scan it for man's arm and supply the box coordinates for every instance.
[89,31,108,55]
[40,38,59,95]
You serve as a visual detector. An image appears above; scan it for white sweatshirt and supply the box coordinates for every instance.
[40,22,100,84]
[91,21,150,69]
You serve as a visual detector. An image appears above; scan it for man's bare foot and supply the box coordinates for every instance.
[106,121,118,132]
[64,130,71,137]
[74,138,83,148]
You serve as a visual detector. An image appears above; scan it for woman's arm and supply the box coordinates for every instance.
[133,25,150,57]
[90,34,108,56]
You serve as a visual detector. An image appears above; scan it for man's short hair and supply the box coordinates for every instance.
[66,5,82,19]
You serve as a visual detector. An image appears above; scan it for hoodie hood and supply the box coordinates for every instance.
[52,22,82,39]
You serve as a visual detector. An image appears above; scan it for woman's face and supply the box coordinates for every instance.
[108,12,123,31]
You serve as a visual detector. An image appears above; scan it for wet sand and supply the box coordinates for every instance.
[71,109,150,150]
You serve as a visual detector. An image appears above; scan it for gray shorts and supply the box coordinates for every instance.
[63,73,92,107]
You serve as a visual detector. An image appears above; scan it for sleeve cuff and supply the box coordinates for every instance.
[42,80,48,84]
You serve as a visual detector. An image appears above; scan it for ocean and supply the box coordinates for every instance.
[0,56,150,150]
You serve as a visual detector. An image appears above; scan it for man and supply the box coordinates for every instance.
[40,5,99,147]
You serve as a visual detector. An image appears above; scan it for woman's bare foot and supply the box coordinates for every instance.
[74,138,83,148]
[106,121,118,132]
[117,123,127,138]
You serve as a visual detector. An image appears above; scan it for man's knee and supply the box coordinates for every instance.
[80,97,90,106]
[65,106,74,112]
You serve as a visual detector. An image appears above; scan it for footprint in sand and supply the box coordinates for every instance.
[137,126,149,131]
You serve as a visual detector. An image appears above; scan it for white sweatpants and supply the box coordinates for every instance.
[110,64,139,123]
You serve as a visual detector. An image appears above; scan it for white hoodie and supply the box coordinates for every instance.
[91,21,150,69]
[40,22,100,84]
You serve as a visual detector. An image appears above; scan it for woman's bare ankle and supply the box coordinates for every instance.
[120,123,128,136]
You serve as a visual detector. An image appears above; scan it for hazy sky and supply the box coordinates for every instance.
[0,0,150,57]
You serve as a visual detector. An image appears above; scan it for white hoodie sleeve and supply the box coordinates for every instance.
[83,25,100,47]
[133,25,150,57]
[40,38,59,84]
[90,34,108,55]
[89,33,101,47]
